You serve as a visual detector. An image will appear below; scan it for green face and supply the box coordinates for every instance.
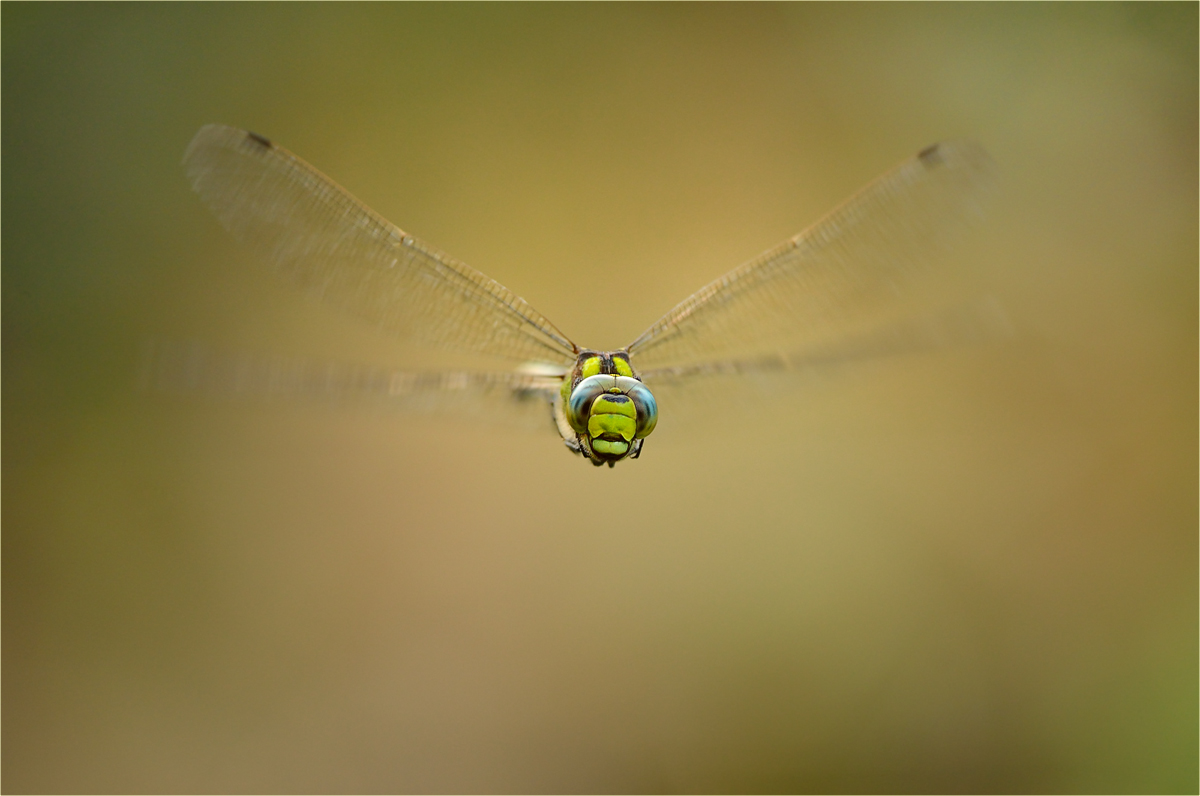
[564,352,658,466]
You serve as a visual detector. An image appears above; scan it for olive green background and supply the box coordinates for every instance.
[4,3,1196,793]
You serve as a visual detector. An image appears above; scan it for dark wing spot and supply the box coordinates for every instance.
[917,143,945,167]
[246,131,273,149]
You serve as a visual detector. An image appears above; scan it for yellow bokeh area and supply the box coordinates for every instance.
[3,4,1195,793]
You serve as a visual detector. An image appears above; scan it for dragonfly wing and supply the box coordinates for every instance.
[640,296,1013,429]
[626,142,995,371]
[183,125,578,366]
[139,338,566,433]
[641,296,1012,389]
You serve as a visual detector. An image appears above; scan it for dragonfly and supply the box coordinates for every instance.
[177,124,1000,467]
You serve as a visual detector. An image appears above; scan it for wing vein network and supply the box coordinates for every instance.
[183,124,578,365]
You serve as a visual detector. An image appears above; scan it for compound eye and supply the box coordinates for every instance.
[625,381,658,439]
[567,374,616,434]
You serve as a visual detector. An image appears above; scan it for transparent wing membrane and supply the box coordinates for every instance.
[183,125,578,365]
[642,296,1012,387]
[139,338,564,431]
[627,142,995,371]
[641,297,1012,424]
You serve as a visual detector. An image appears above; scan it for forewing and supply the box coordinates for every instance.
[183,125,578,365]
[626,142,995,370]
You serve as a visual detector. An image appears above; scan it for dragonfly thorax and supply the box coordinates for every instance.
[559,351,658,467]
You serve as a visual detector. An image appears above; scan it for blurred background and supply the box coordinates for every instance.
[3,4,1196,793]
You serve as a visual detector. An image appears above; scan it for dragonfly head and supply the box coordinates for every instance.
[563,353,658,465]
[566,374,658,464]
